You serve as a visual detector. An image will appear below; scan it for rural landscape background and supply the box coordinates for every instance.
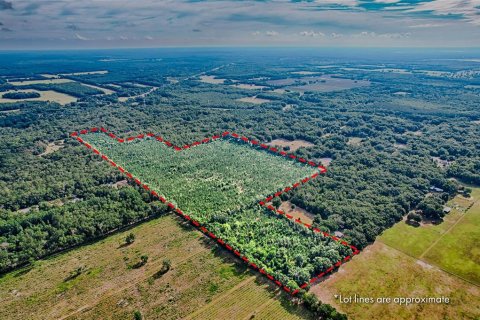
[0,47,479,320]
[1,1,480,319]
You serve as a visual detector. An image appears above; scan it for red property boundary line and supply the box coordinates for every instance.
[70,127,360,295]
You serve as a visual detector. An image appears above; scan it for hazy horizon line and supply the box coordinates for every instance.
[1,45,480,53]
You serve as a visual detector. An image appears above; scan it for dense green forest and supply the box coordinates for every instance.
[0,49,479,278]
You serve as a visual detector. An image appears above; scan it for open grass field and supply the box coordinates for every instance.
[380,188,479,285]
[311,242,480,320]
[0,89,77,105]
[0,214,312,320]
[80,132,352,289]
[310,188,480,319]
[236,96,272,104]
[421,189,480,285]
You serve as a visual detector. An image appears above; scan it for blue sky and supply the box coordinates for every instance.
[0,0,479,49]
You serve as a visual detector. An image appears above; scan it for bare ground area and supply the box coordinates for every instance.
[347,137,362,146]
[236,96,271,104]
[199,75,227,84]
[318,157,332,167]
[39,140,65,156]
[267,138,314,151]
[278,201,315,225]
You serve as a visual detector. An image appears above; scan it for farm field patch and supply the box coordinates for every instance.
[78,130,355,291]
[186,276,312,320]
[199,75,227,84]
[0,89,77,105]
[266,75,370,92]
[231,83,267,90]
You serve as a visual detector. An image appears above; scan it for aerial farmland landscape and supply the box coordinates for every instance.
[0,1,479,319]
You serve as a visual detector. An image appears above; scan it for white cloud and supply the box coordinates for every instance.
[299,30,325,37]
[74,33,89,41]
[265,30,279,37]
[353,31,411,39]
[408,23,448,28]
[144,35,153,40]
[1,0,479,48]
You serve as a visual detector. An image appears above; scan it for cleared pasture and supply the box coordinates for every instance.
[311,242,480,320]
[236,96,271,104]
[0,215,313,320]
[0,89,77,105]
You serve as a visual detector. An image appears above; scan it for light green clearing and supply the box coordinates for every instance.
[84,133,316,222]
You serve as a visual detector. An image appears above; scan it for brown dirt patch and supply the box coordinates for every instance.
[236,96,271,104]
[347,137,362,146]
[278,201,315,225]
[39,140,65,156]
[267,138,314,151]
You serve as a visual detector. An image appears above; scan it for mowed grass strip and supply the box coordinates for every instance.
[83,133,317,222]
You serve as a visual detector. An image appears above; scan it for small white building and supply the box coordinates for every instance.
[334,231,344,238]
[430,186,444,193]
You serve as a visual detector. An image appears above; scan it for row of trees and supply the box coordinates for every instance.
[2,91,40,99]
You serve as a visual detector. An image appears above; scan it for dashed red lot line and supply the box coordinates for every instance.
[70,127,359,295]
